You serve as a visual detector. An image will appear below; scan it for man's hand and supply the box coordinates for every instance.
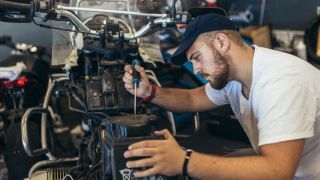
[123,64,152,99]
[124,129,185,177]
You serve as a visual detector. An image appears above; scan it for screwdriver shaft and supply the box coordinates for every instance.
[134,83,137,116]
[132,59,140,118]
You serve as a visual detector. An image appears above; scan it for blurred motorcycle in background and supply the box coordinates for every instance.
[0,35,50,179]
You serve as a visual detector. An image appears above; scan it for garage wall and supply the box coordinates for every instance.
[219,0,320,30]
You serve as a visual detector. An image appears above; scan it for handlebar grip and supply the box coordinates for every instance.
[0,0,32,22]
[0,0,31,13]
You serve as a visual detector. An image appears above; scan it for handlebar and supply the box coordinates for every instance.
[53,4,176,40]
[0,0,31,13]
[0,0,179,40]
[0,0,227,41]
[0,0,32,22]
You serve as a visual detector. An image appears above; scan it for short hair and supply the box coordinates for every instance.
[198,30,245,48]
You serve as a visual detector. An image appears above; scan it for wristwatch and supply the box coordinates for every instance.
[142,84,157,103]
[182,149,193,177]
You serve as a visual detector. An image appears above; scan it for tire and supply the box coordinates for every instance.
[4,122,46,180]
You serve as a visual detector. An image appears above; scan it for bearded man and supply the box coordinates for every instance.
[122,13,320,179]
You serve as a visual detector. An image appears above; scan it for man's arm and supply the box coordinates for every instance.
[188,139,305,179]
[125,130,305,179]
[123,65,218,113]
[150,86,218,113]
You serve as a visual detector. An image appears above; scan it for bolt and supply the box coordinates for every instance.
[162,21,167,28]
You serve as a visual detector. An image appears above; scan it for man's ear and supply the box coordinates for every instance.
[213,33,230,53]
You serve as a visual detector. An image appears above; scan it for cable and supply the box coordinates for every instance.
[71,91,87,111]
[67,92,86,114]
[62,174,74,180]
[171,0,178,18]
[73,161,102,179]
[84,161,102,179]
[92,112,111,120]
[259,0,266,25]
[32,18,98,36]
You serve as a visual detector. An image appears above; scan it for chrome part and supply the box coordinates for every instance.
[56,5,167,18]
[28,157,79,178]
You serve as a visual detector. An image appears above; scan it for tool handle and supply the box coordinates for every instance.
[132,59,141,85]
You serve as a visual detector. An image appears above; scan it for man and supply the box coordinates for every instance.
[122,13,320,179]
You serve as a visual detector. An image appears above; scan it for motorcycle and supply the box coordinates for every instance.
[0,0,224,179]
[0,35,50,179]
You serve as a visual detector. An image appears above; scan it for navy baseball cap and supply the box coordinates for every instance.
[170,13,238,65]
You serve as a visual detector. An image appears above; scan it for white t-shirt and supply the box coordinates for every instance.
[205,46,320,179]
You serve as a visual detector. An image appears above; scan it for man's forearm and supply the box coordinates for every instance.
[150,87,194,113]
[149,86,217,113]
[188,152,293,180]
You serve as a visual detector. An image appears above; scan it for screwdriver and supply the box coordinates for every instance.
[132,59,140,117]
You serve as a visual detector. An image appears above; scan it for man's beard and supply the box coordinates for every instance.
[202,49,230,90]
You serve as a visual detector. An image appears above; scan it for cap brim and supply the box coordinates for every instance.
[170,36,196,65]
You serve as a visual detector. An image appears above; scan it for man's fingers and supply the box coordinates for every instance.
[125,83,133,90]
[133,166,160,178]
[126,157,157,168]
[124,64,132,73]
[125,64,149,83]
[135,65,144,72]
[122,76,129,84]
[124,148,156,158]
[135,65,148,80]
[154,129,172,140]
[124,72,133,81]
[122,75,132,84]
[128,140,164,150]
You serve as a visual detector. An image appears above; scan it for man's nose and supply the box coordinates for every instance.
[192,62,201,75]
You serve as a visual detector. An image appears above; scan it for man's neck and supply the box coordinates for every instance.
[229,44,255,99]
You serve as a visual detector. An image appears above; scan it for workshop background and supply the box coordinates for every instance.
[2,0,320,57]
[2,0,320,59]
[1,0,320,180]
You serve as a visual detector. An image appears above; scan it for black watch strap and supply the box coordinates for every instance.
[182,149,193,177]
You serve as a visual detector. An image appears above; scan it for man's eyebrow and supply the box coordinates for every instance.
[189,51,200,61]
